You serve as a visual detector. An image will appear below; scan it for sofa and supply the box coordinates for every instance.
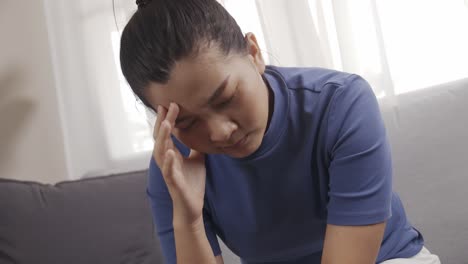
[0,171,164,264]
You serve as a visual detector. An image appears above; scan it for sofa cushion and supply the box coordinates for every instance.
[378,81,468,264]
[0,170,163,264]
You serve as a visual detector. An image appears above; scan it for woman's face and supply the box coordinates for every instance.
[143,34,271,158]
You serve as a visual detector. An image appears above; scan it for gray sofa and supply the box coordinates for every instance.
[0,171,164,264]
[380,80,468,264]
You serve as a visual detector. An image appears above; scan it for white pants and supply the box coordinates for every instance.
[380,247,441,264]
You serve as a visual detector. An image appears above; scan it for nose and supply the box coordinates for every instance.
[207,117,237,144]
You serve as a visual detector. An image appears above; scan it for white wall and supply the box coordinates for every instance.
[0,0,68,184]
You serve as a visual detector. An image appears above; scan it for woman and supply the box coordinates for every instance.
[119,0,441,263]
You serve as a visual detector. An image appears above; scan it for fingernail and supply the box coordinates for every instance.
[157,105,161,113]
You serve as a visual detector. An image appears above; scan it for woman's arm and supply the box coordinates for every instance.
[153,103,221,264]
[173,218,218,264]
[324,76,392,263]
[216,255,224,264]
[321,222,386,264]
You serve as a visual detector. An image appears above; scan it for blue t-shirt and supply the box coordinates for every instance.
[147,66,424,263]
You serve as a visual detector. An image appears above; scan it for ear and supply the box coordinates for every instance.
[245,32,266,74]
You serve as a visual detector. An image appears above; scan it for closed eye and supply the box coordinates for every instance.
[216,96,234,108]
[177,119,197,131]
[214,89,237,109]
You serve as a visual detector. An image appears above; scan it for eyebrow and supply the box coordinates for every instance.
[204,75,231,107]
[175,75,230,125]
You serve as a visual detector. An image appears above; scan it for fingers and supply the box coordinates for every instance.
[154,103,179,140]
[153,105,166,141]
[153,103,181,166]
[165,102,180,128]
[161,149,182,190]
[161,148,175,186]
[154,121,167,162]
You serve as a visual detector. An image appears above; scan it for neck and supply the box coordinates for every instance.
[263,75,274,134]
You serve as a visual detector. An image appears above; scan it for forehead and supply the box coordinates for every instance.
[144,51,233,111]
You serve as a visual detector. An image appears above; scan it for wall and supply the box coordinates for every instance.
[0,0,68,183]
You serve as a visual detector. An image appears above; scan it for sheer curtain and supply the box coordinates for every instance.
[44,0,152,179]
[44,0,468,179]
[225,0,468,97]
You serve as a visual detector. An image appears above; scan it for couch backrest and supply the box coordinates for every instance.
[379,81,468,264]
[0,170,164,264]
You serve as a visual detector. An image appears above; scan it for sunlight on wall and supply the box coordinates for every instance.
[377,0,468,94]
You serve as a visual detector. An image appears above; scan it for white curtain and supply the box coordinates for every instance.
[43,0,468,179]
[224,0,468,97]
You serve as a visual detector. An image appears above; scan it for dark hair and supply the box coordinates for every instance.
[120,0,247,111]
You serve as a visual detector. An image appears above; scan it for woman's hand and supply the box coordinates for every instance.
[153,102,206,229]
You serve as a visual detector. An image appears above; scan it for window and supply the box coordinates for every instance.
[377,0,468,94]
[45,0,468,178]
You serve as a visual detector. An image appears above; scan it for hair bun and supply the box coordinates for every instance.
[136,0,150,8]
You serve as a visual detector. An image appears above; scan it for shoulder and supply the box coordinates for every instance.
[264,65,355,92]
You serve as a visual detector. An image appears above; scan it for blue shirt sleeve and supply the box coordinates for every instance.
[147,157,221,263]
[325,75,393,226]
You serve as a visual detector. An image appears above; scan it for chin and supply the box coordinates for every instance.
[223,133,262,158]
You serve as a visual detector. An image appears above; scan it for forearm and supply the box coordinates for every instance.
[173,217,216,264]
[321,223,386,264]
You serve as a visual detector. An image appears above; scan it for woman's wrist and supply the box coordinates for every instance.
[173,213,205,233]
[173,214,216,264]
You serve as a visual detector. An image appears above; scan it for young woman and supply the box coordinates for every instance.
[119,0,441,263]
